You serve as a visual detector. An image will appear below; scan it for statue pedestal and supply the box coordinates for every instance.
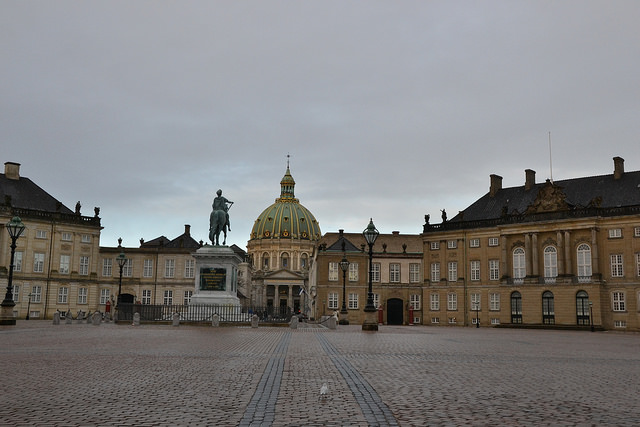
[190,245,242,307]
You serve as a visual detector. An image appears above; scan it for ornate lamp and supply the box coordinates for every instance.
[116,246,127,308]
[1,216,26,325]
[362,218,379,331]
[339,255,350,325]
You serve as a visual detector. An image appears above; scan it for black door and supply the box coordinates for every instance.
[387,298,404,325]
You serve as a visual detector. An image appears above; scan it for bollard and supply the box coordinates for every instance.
[290,316,299,329]
[133,312,140,326]
[172,312,180,327]
[327,316,337,330]
[251,314,259,328]
[53,311,60,325]
[92,311,102,326]
[211,313,220,327]
[66,310,73,324]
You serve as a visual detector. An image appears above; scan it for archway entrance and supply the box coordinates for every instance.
[387,298,404,325]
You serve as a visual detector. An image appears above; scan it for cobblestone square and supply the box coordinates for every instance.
[1,321,638,426]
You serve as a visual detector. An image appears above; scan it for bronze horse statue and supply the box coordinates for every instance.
[209,209,227,246]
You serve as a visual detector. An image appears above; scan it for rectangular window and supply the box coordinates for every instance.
[431,317,440,324]
[102,258,112,277]
[185,259,195,278]
[409,263,420,283]
[59,255,70,274]
[470,260,480,281]
[143,259,154,278]
[36,230,47,239]
[142,289,152,304]
[14,251,23,272]
[31,286,42,303]
[165,259,175,278]
[490,293,500,311]
[447,240,457,249]
[371,263,380,282]
[163,290,173,305]
[184,290,193,305]
[635,227,640,237]
[123,259,133,277]
[470,293,480,310]
[430,263,440,283]
[79,256,89,275]
[81,234,91,243]
[390,263,400,283]
[636,253,640,277]
[448,262,457,282]
[410,294,421,310]
[58,287,68,304]
[348,263,358,282]
[448,317,457,324]
[430,241,440,250]
[328,262,339,281]
[12,285,20,302]
[610,254,624,277]
[469,238,480,248]
[489,259,500,281]
[612,292,625,311]
[78,288,88,304]
[100,289,110,305]
[491,318,501,325]
[447,293,457,311]
[348,293,359,309]
[372,293,380,308]
[430,294,440,311]
[488,237,499,247]
[34,253,45,273]
[61,232,72,241]
[614,320,627,328]
[608,228,622,239]
[328,292,338,309]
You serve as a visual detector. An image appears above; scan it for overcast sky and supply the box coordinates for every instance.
[2,1,639,250]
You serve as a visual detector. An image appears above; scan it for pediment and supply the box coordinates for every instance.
[526,180,569,214]
[263,269,305,280]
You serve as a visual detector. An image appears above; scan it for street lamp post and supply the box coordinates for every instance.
[589,301,594,332]
[339,254,350,325]
[1,216,26,326]
[474,301,480,328]
[26,293,32,320]
[116,243,127,312]
[362,218,379,331]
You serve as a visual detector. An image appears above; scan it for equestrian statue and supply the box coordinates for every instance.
[209,189,233,246]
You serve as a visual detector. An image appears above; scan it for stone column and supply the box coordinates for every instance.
[288,285,293,310]
[591,228,600,275]
[525,234,532,276]
[564,231,572,276]
[557,231,564,276]
[531,233,539,276]
[262,285,268,307]
[501,235,508,279]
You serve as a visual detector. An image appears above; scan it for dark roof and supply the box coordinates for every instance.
[165,232,200,249]
[451,170,640,223]
[140,236,170,248]
[0,173,73,214]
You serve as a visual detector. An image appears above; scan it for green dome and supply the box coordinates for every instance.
[250,166,321,241]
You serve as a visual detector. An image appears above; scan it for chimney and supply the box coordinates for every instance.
[392,231,400,236]
[613,156,624,180]
[489,174,503,197]
[4,162,20,180]
[184,224,191,235]
[525,169,536,190]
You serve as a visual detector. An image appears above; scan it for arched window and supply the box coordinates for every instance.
[510,291,522,324]
[543,246,557,283]
[513,248,526,281]
[281,252,289,269]
[542,291,555,324]
[300,253,309,269]
[262,252,270,270]
[576,290,590,325]
[577,244,592,282]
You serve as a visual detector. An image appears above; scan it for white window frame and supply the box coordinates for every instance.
[608,228,622,239]
[489,259,500,281]
[163,290,173,305]
[635,227,640,237]
[430,263,440,283]
[610,254,624,277]
[348,293,359,309]
[447,293,457,311]
[58,287,68,304]
[12,284,20,302]
[372,293,380,308]
[513,248,526,279]
[122,259,133,277]
[410,294,421,310]
[612,291,625,312]
[185,259,195,279]
[184,290,193,305]
[14,251,23,272]
[81,234,91,243]
[36,230,47,239]
[143,259,154,278]
[409,263,420,283]
[79,256,89,276]
[447,240,457,249]
[543,246,558,279]
[102,258,113,277]
[165,259,175,278]
[348,263,359,282]
[430,241,440,250]
[142,289,152,305]
[430,293,440,311]
[100,289,110,305]
[328,262,339,281]
[470,260,480,281]
[636,253,640,277]
[371,262,381,283]
[59,255,70,274]
[448,262,457,282]
[469,238,480,248]
[78,287,88,304]
[488,237,499,247]
[32,286,42,303]
[328,292,338,310]
[34,253,45,273]
[577,244,592,279]
[470,293,480,310]
[61,232,72,241]
[490,293,500,311]
[390,263,400,283]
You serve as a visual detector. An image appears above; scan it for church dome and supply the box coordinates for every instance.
[250,166,321,241]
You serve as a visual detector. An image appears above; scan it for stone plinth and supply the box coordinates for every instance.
[190,245,242,307]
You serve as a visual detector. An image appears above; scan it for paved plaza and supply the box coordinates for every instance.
[0,321,638,426]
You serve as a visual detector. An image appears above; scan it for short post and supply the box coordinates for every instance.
[212,313,220,327]
[133,312,140,326]
[172,312,180,327]
[92,311,102,326]
[53,311,60,325]
[66,310,73,324]
[251,314,259,328]
[290,315,298,329]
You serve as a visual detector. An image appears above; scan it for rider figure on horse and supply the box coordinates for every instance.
[212,189,232,232]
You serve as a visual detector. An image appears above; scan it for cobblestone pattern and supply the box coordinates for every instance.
[1,321,639,426]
